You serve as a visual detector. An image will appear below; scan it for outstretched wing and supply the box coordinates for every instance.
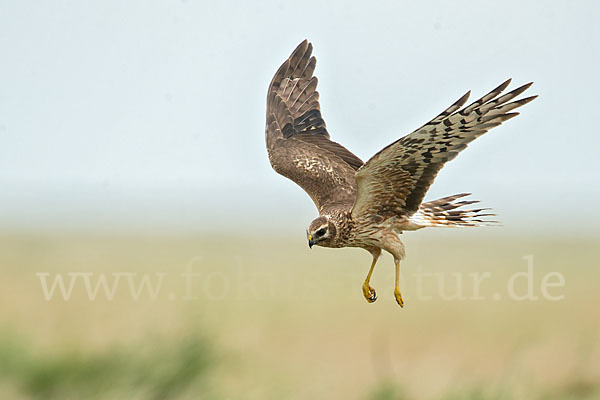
[266,40,364,213]
[351,79,536,221]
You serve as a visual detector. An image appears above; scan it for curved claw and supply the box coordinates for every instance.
[394,289,404,308]
[362,284,377,303]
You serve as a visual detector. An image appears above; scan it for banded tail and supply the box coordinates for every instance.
[408,193,498,228]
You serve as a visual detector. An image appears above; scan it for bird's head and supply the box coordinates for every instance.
[307,216,337,248]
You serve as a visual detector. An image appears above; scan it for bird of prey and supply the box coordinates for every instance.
[265,40,536,307]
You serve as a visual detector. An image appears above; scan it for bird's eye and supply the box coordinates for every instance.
[317,228,327,236]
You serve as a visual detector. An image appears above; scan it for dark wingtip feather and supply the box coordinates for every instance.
[495,78,512,92]
[501,112,520,121]
[517,95,538,106]
[456,91,471,106]
[504,81,534,99]
[293,40,309,58]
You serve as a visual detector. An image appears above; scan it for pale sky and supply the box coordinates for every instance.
[1,0,598,234]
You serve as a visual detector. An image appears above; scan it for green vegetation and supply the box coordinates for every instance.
[0,332,214,399]
[365,381,407,400]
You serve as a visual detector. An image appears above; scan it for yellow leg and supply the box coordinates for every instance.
[394,258,404,307]
[362,256,378,303]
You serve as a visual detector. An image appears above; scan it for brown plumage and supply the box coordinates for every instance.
[265,40,537,307]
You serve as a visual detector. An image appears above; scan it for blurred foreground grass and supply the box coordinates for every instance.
[0,231,598,399]
[0,331,213,400]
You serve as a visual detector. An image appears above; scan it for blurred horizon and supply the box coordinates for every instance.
[2,177,600,235]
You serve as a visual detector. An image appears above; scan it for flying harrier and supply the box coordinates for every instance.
[265,40,536,307]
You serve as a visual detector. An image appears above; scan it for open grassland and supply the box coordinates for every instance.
[0,231,598,399]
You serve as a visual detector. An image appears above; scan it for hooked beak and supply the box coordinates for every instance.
[308,234,314,249]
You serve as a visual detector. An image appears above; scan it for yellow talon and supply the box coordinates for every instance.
[362,283,377,303]
[362,254,379,304]
[394,288,404,307]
